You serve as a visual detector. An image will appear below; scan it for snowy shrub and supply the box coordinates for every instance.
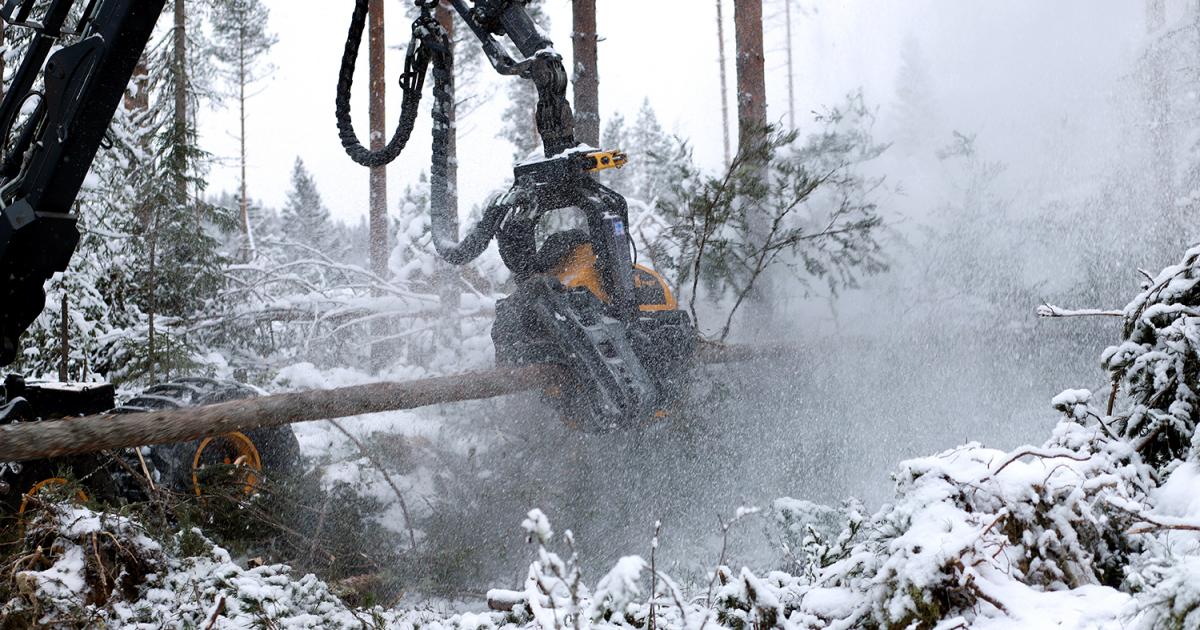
[1101,245,1200,469]
[1,503,164,626]
[771,498,866,580]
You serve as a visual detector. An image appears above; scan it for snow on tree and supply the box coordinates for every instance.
[97,1,233,383]
[280,157,343,259]
[12,231,115,382]
[601,99,679,205]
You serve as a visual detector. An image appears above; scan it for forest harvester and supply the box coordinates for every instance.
[0,0,697,508]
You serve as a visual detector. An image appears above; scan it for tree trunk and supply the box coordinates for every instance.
[0,343,781,463]
[784,0,795,129]
[0,366,566,462]
[368,0,389,370]
[716,0,731,168]
[172,0,189,245]
[733,0,771,324]
[147,214,158,381]
[572,0,600,147]
[239,24,255,260]
[733,0,767,152]
[173,0,188,137]
[368,0,388,279]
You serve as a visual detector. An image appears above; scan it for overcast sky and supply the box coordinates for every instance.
[198,0,1143,225]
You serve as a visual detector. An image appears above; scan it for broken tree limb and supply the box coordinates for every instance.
[1036,303,1124,319]
[0,344,798,463]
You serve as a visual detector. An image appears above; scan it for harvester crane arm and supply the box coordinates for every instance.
[0,0,167,365]
[334,0,697,430]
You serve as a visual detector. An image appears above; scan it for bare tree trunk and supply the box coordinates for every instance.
[239,27,255,261]
[173,0,187,137]
[147,214,158,381]
[368,0,388,279]
[368,0,389,371]
[59,294,69,382]
[435,3,458,224]
[435,2,462,349]
[784,0,795,129]
[716,0,731,169]
[572,0,600,147]
[734,0,767,152]
[734,0,771,325]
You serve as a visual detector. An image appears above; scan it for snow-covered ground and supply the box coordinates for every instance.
[11,246,1200,627]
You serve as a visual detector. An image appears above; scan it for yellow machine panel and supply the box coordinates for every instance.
[551,244,677,312]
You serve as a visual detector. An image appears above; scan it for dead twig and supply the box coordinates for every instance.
[648,520,661,630]
[90,533,108,598]
[326,419,418,552]
[979,448,1092,482]
[203,596,226,630]
[1036,304,1123,319]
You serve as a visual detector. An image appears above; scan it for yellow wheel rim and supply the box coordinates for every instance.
[191,432,262,497]
[18,478,89,517]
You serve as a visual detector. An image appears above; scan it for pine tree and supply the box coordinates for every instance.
[108,0,231,382]
[210,0,276,260]
[572,0,600,146]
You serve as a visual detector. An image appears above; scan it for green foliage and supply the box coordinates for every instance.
[1103,246,1200,469]
[653,92,888,339]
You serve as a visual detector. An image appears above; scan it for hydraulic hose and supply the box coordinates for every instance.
[335,0,425,168]
[336,0,502,264]
[425,31,507,264]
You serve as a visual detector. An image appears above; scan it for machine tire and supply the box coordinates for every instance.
[114,378,300,495]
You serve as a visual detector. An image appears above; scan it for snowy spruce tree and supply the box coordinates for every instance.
[280,157,343,259]
[102,0,231,383]
[601,98,680,205]
[890,35,941,156]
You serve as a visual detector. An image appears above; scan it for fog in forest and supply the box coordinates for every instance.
[8,0,1185,598]
[348,0,1188,589]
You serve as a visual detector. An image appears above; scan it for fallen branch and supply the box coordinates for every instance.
[1036,304,1124,319]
